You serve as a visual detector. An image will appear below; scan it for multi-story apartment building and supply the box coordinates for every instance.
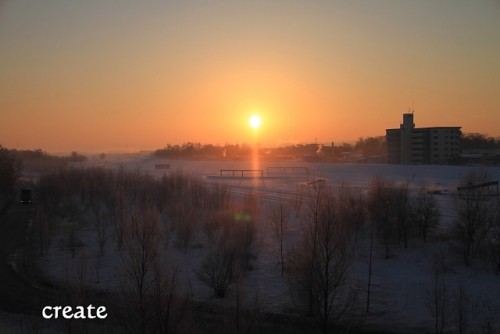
[386,113,461,164]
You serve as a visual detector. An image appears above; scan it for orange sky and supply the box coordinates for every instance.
[1,1,499,153]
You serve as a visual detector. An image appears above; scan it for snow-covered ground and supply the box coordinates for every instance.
[40,154,500,332]
[87,153,500,188]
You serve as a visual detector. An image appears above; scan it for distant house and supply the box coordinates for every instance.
[386,113,461,165]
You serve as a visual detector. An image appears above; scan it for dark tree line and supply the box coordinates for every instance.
[461,133,500,150]
[154,143,253,159]
[153,138,389,162]
[0,145,22,212]
[354,136,386,156]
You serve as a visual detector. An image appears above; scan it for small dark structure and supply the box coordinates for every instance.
[20,189,32,204]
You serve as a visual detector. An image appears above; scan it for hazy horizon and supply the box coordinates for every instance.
[1,1,499,152]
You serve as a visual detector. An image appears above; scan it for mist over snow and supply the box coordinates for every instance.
[38,154,500,332]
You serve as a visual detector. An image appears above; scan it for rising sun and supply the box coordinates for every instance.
[249,115,262,129]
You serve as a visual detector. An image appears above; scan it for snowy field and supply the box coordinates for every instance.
[89,153,500,189]
[39,154,500,333]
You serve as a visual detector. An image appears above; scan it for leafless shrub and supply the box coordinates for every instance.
[198,241,236,298]
[198,206,258,297]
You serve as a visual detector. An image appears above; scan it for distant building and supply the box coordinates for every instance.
[386,113,461,164]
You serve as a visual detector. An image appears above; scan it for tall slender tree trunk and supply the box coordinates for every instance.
[367,230,373,313]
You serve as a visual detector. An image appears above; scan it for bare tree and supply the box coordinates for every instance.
[120,202,162,334]
[60,194,82,222]
[490,219,500,272]
[233,209,258,271]
[172,203,198,253]
[453,279,469,334]
[206,182,230,211]
[367,177,395,258]
[114,187,126,249]
[367,177,412,256]
[336,184,365,243]
[198,241,236,298]
[199,210,234,299]
[233,260,244,333]
[34,204,50,255]
[479,300,499,334]
[288,183,355,333]
[366,227,374,314]
[91,201,107,283]
[290,184,306,218]
[203,210,228,247]
[74,253,89,307]
[393,183,412,248]
[65,222,81,259]
[268,198,291,277]
[198,206,258,298]
[409,189,440,242]
[151,261,189,334]
[243,190,261,219]
[455,170,497,264]
[288,182,328,316]
[428,256,449,334]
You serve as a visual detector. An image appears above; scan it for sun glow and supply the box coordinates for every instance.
[249,115,262,129]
